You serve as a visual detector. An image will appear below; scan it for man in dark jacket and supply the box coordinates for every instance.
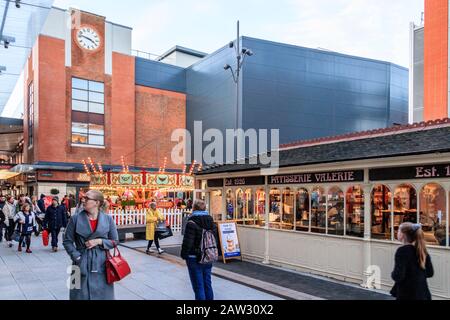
[181,199,217,301]
[0,196,6,242]
[44,197,67,252]
[37,194,46,213]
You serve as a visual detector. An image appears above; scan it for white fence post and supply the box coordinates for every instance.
[108,208,184,232]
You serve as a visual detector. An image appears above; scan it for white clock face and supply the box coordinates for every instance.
[76,27,101,51]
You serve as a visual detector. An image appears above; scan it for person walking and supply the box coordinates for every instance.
[63,190,119,300]
[181,199,217,301]
[0,202,5,243]
[145,202,165,254]
[15,203,37,253]
[44,197,68,252]
[3,196,17,248]
[37,194,46,213]
[391,222,434,300]
[31,196,44,235]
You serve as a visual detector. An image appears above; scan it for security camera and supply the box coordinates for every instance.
[242,48,253,56]
[229,41,234,49]
[224,64,231,70]
[15,0,21,8]
[4,40,9,49]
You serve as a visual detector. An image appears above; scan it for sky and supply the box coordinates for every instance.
[2,0,425,119]
[53,0,424,67]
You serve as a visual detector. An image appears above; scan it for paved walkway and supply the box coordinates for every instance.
[0,234,280,300]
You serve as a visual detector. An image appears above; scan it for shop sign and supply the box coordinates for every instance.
[270,170,364,185]
[207,179,224,188]
[26,174,36,182]
[40,173,54,178]
[370,164,450,181]
[217,222,242,263]
[225,176,265,187]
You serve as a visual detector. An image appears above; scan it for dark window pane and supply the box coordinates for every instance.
[88,113,105,125]
[72,111,89,123]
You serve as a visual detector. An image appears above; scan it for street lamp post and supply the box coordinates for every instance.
[224,21,254,132]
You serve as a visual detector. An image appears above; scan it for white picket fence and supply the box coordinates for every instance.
[108,208,188,234]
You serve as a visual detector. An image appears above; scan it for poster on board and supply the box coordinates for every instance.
[217,222,242,263]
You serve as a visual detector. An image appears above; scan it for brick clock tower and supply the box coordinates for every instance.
[22,8,186,196]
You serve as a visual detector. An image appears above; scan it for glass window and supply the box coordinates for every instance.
[210,190,223,222]
[311,187,326,234]
[72,100,88,112]
[371,185,392,240]
[72,133,88,145]
[27,82,34,147]
[328,187,344,236]
[255,189,266,227]
[89,102,104,114]
[236,189,244,224]
[226,190,235,221]
[420,183,447,246]
[269,189,281,229]
[346,186,365,238]
[72,122,88,134]
[71,77,105,146]
[89,135,104,146]
[89,92,104,104]
[296,188,310,232]
[89,80,104,93]
[89,124,104,135]
[394,184,417,240]
[244,189,255,226]
[72,89,88,101]
[72,78,88,90]
[282,188,295,230]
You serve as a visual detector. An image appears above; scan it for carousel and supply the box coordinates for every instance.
[81,157,198,210]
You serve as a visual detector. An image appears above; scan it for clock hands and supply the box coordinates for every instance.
[81,35,96,46]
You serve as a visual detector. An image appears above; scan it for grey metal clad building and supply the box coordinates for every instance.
[135,36,409,157]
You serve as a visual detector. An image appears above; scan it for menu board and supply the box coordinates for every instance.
[217,222,242,263]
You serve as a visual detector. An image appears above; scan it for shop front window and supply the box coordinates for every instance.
[282,188,295,230]
[244,189,255,226]
[371,185,392,240]
[346,186,364,238]
[296,188,310,232]
[311,187,326,234]
[226,189,235,221]
[210,190,223,222]
[269,189,281,229]
[236,189,245,224]
[420,183,447,246]
[394,184,417,240]
[255,189,266,227]
[327,186,344,236]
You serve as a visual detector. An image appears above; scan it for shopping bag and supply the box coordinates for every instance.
[42,229,49,247]
[12,230,20,242]
[155,221,167,233]
[157,226,173,240]
[105,247,131,284]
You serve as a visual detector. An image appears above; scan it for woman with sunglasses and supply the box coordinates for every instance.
[63,190,119,300]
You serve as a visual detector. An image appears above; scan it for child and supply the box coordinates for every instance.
[16,203,36,254]
[391,222,434,300]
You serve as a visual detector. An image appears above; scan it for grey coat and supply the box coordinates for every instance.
[63,210,119,300]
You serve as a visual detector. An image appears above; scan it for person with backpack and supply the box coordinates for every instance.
[391,222,434,300]
[181,199,218,301]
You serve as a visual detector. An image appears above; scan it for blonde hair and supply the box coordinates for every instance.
[87,190,106,211]
[399,222,428,270]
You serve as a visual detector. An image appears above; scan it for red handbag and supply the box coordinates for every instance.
[105,247,131,284]
[42,230,49,247]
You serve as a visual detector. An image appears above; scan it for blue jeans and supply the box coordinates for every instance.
[186,257,214,301]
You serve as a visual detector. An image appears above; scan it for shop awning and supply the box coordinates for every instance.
[10,164,76,173]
